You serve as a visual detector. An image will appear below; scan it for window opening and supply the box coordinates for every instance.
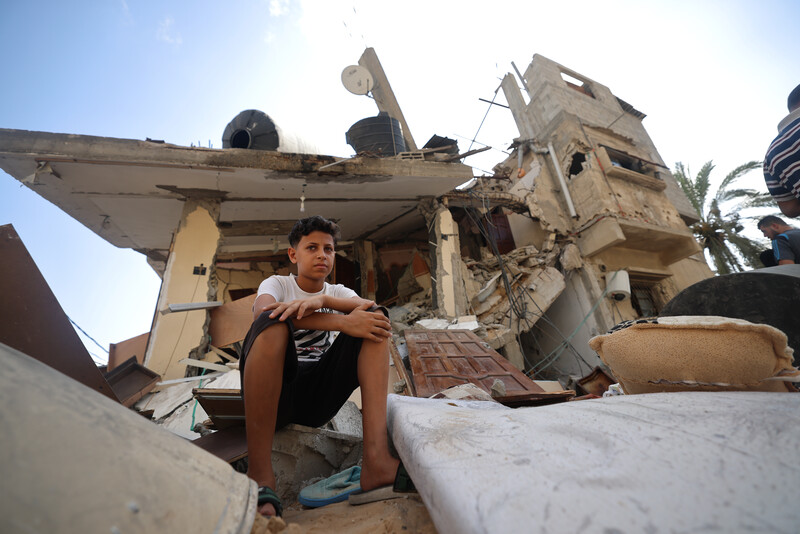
[228,288,256,301]
[568,152,587,177]
[561,71,595,99]
[603,146,661,179]
[630,282,659,318]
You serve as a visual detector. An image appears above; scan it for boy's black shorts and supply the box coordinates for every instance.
[239,308,386,430]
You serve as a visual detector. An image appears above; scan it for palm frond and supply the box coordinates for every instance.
[718,188,763,204]
[705,233,732,274]
[694,161,715,211]
[726,232,768,269]
[675,159,766,275]
[716,160,761,196]
[673,162,705,218]
[736,192,778,211]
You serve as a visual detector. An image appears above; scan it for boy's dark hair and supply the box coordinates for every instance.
[288,215,340,247]
[757,215,787,228]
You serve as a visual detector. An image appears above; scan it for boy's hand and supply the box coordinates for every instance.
[262,295,327,321]
[343,302,392,342]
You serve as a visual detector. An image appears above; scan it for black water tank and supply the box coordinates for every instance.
[661,265,800,359]
[345,112,406,156]
[222,109,279,150]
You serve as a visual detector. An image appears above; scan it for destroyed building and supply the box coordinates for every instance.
[5,49,800,533]
[445,55,712,379]
[0,53,712,388]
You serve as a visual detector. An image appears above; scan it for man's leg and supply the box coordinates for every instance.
[243,321,289,516]
[356,337,400,491]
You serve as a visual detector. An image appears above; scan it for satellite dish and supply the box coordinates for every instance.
[341,65,374,95]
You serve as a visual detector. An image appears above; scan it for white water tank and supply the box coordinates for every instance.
[607,270,631,301]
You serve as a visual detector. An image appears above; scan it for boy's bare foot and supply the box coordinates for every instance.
[251,473,280,517]
[258,502,277,517]
[359,456,400,491]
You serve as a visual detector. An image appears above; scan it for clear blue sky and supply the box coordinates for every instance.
[1,0,797,362]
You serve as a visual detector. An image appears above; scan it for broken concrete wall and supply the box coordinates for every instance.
[145,199,222,381]
[537,114,691,235]
[522,54,698,224]
[477,54,714,385]
[419,199,468,318]
[525,268,608,381]
[216,261,276,301]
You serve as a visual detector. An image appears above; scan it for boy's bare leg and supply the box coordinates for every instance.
[243,322,289,516]
[357,337,401,491]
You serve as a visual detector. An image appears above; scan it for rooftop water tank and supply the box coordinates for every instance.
[222,109,318,154]
[345,111,406,156]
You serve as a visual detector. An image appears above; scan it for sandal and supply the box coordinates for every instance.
[349,462,416,505]
[257,486,283,517]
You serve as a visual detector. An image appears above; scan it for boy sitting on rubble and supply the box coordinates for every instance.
[240,215,401,517]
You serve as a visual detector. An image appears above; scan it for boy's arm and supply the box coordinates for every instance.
[293,302,391,342]
[256,296,390,342]
[252,293,277,321]
[261,294,374,321]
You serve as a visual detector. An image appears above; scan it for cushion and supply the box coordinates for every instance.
[588,316,799,394]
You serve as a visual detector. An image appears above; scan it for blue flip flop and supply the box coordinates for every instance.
[298,465,362,507]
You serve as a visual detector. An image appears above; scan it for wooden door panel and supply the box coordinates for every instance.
[405,329,546,399]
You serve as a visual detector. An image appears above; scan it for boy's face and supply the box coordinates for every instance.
[288,230,336,279]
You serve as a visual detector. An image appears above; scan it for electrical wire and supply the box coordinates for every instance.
[467,85,502,153]
[68,316,109,354]
[162,274,204,376]
[190,367,208,432]
[527,271,618,376]
[461,189,598,377]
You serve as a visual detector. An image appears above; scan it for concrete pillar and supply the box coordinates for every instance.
[355,240,377,301]
[144,199,221,381]
[426,204,467,319]
[501,73,537,140]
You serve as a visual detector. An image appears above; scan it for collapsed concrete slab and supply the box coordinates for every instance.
[0,342,257,533]
[387,392,800,534]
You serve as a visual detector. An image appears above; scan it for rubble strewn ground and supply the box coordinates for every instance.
[271,498,437,533]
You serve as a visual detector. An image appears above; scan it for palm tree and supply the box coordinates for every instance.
[673,160,773,274]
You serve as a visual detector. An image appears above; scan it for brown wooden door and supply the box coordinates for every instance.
[405,329,544,398]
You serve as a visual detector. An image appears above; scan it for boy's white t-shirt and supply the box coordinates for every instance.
[257,274,358,361]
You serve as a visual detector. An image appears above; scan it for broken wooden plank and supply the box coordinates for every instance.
[206,345,236,362]
[208,294,257,348]
[389,341,415,397]
[107,332,149,371]
[179,358,230,373]
[156,372,224,386]
[104,356,161,407]
[191,425,248,464]
[193,388,244,430]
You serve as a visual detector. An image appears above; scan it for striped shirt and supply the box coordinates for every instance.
[257,274,358,361]
[764,109,800,204]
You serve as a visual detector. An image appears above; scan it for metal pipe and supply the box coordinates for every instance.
[547,141,577,218]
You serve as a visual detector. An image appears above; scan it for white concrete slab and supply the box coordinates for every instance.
[135,380,196,420]
[387,392,800,534]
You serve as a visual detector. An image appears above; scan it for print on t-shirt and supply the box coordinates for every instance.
[256,275,357,361]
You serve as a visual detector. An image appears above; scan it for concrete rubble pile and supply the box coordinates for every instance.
[387,241,585,370]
